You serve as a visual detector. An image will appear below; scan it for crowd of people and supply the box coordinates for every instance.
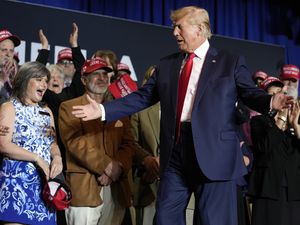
[0,5,300,225]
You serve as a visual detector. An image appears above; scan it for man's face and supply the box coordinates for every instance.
[0,39,14,60]
[57,59,76,78]
[48,69,65,94]
[172,16,204,53]
[282,79,298,89]
[83,69,110,95]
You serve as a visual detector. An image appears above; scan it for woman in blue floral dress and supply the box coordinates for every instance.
[0,61,63,225]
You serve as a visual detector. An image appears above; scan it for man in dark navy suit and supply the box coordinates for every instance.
[72,6,293,225]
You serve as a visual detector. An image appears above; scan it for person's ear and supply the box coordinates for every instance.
[197,24,203,36]
[81,76,87,85]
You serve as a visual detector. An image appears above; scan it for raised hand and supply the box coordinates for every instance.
[69,22,78,48]
[39,29,49,50]
[289,100,300,127]
[272,92,294,111]
[1,58,17,85]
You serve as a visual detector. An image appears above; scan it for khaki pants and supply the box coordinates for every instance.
[66,186,125,225]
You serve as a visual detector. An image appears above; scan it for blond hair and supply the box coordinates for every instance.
[170,6,212,39]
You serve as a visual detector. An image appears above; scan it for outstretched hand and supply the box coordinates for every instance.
[72,94,102,121]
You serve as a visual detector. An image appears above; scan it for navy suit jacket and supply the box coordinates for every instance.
[104,46,271,181]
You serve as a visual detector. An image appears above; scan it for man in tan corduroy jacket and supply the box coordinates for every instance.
[59,57,136,225]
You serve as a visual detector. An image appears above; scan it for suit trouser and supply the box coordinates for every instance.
[155,122,238,225]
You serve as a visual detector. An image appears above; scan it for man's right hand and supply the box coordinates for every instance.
[104,160,123,182]
[72,95,102,121]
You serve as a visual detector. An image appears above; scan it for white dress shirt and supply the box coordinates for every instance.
[180,39,210,122]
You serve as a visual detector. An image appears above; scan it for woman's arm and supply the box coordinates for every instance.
[0,102,50,178]
[47,106,63,178]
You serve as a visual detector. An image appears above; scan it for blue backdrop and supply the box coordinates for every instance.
[16,0,300,71]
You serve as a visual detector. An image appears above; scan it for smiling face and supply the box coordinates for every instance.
[82,69,110,96]
[25,76,48,104]
[11,61,50,105]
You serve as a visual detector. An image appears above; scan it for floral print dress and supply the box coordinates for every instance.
[0,98,56,225]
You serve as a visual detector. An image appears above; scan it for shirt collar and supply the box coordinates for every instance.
[194,39,210,60]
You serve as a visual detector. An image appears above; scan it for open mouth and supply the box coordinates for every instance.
[37,89,44,96]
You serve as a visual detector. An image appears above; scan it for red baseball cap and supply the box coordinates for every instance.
[108,74,137,99]
[42,177,72,210]
[252,71,268,81]
[280,64,299,81]
[0,29,21,47]
[57,48,72,63]
[81,57,113,76]
[259,76,283,90]
[117,63,131,74]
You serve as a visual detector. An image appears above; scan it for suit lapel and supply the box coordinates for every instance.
[193,47,218,109]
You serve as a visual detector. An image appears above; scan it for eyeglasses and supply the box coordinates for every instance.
[58,60,73,65]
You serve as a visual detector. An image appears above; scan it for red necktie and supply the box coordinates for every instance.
[176,53,195,141]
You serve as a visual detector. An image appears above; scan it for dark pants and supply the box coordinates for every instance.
[155,122,238,225]
[252,187,300,225]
